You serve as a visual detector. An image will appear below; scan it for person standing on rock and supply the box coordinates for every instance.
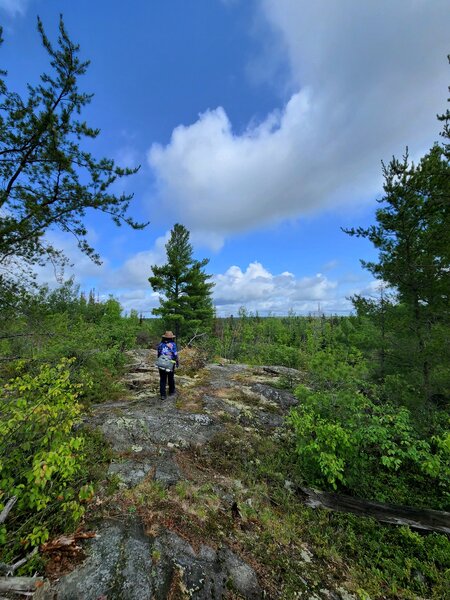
[156,330,179,400]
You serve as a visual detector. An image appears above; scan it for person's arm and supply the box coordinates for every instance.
[173,343,179,367]
[157,342,162,358]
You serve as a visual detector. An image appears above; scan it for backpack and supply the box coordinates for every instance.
[155,354,175,372]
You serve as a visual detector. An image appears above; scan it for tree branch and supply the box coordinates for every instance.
[0,496,17,524]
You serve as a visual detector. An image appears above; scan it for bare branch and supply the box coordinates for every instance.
[0,496,17,524]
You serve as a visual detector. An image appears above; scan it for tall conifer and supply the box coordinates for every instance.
[148,224,214,340]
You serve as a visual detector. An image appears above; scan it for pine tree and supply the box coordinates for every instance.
[0,17,146,274]
[148,224,214,340]
[345,143,450,400]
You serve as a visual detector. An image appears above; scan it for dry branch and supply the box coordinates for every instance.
[6,548,39,575]
[0,496,17,524]
[41,531,96,553]
[184,331,207,348]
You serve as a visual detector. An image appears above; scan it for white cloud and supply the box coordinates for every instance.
[30,231,165,315]
[0,0,29,17]
[147,1,449,245]
[103,233,169,290]
[32,232,376,315]
[213,261,341,315]
[32,229,107,288]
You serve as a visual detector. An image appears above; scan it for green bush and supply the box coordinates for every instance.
[288,385,450,507]
[0,360,93,560]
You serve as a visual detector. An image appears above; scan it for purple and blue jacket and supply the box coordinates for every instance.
[157,341,179,367]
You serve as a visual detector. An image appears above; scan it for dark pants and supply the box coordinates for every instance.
[159,368,175,398]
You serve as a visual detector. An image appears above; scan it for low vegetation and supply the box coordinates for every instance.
[191,424,450,599]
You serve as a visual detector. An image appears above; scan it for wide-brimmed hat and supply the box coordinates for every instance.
[162,330,176,339]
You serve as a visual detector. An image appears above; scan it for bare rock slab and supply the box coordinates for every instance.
[108,453,182,488]
[90,402,222,453]
[48,520,153,600]
[153,529,263,599]
[250,383,298,411]
[49,521,262,600]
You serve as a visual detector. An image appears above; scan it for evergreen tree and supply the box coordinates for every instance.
[0,17,146,275]
[148,224,214,340]
[345,105,450,401]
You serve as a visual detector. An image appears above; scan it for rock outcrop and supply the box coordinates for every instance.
[47,351,356,600]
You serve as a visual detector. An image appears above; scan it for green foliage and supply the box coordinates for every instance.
[214,310,307,367]
[289,383,450,508]
[288,403,351,489]
[149,223,214,341]
[306,346,369,390]
[0,360,93,559]
[202,426,450,599]
[214,311,449,508]
[0,279,142,565]
[0,280,140,404]
[345,142,450,402]
[0,16,145,275]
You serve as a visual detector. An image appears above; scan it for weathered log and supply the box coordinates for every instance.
[0,496,17,524]
[300,487,450,535]
[0,576,43,593]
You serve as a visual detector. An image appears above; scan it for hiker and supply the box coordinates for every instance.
[156,330,179,399]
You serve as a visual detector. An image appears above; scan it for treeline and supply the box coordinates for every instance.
[1,280,142,403]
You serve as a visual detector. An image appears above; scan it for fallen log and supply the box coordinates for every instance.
[299,487,450,535]
[0,576,44,593]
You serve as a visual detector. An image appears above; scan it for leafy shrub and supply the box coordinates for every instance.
[307,347,369,390]
[288,385,450,507]
[0,360,93,560]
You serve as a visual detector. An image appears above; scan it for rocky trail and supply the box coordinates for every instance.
[44,350,355,600]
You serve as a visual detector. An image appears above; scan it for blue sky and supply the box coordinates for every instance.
[1,0,449,315]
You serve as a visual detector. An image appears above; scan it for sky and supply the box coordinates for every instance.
[1,0,449,316]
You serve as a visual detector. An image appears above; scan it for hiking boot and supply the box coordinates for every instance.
[160,395,166,400]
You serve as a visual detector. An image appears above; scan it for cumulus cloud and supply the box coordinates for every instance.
[213,261,341,315]
[103,233,169,290]
[148,1,449,244]
[33,231,375,315]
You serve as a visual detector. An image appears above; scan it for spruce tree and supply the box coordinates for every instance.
[148,224,214,340]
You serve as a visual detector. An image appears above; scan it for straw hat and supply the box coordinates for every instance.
[162,330,176,339]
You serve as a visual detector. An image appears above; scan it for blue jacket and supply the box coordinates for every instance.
[157,341,179,367]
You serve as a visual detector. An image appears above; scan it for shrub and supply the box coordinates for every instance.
[0,359,93,560]
[288,385,450,507]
